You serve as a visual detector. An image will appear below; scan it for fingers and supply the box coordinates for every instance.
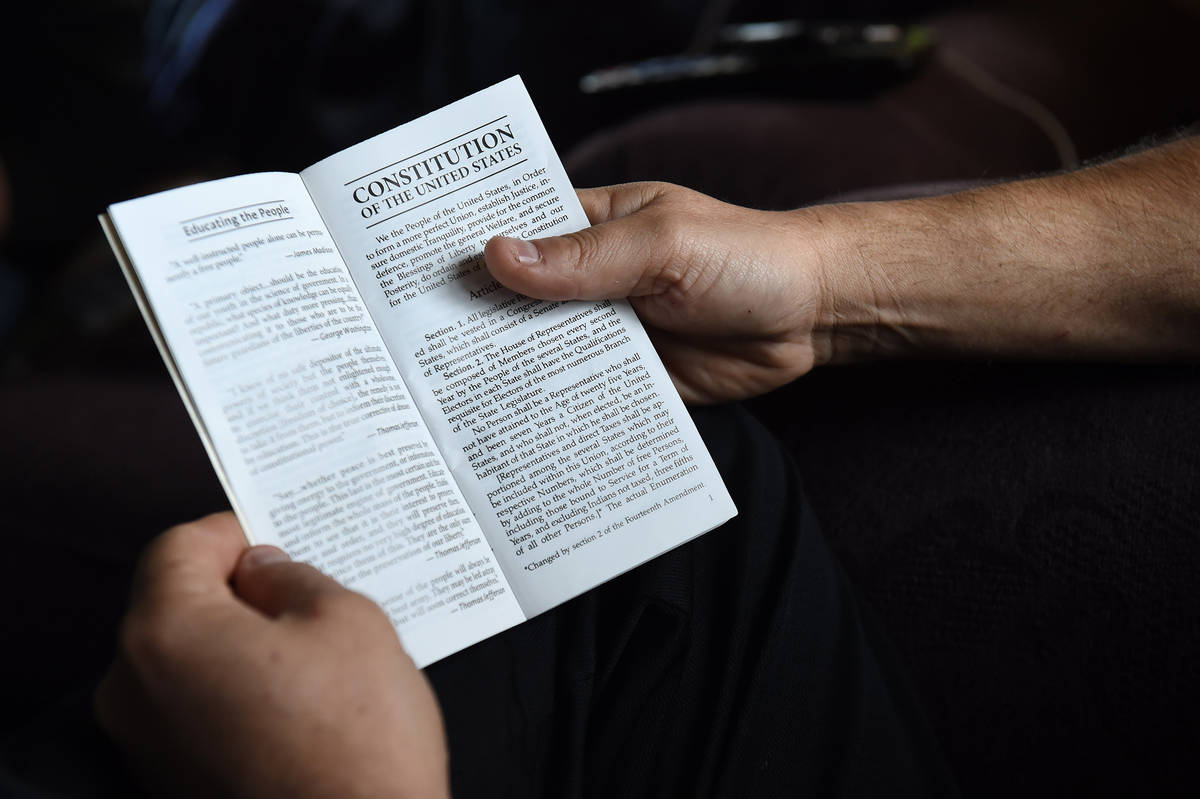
[575,187,614,224]
[484,182,679,301]
[128,512,362,626]
[129,512,247,611]
[232,546,360,619]
[575,183,664,225]
[118,513,260,684]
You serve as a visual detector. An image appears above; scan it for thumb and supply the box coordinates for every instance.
[232,546,351,618]
[483,183,678,302]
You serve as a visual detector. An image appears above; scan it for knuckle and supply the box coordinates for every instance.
[655,212,690,253]
[599,186,616,220]
[577,187,613,224]
[610,181,670,218]
[118,611,180,672]
[564,227,604,271]
[161,517,208,544]
[651,216,691,280]
[641,180,676,200]
[138,521,201,576]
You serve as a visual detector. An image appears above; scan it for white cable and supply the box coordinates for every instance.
[939,46,1080,169]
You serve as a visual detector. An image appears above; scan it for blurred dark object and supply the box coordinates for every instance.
[580,19,933,99]
[567,0,1200,209]
[136,1,949,170]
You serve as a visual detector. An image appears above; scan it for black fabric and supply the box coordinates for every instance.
[754,362,1200,798]
[427,404,957,798]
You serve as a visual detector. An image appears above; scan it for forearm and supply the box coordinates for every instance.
[809,135,1200,365]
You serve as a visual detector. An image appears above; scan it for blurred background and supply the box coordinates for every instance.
[1,1,1198,796]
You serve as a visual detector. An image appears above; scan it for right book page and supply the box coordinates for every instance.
[302,76,736,616]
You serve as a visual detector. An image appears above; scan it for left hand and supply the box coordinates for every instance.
[95,512,450,799]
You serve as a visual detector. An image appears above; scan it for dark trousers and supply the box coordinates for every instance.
[429,404,957,798]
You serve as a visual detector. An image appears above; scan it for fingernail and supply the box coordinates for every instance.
[505,237,541,265]
[242,546,291,568]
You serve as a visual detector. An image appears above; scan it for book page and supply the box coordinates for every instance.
[104,172,524,665]
[302,77,736,616]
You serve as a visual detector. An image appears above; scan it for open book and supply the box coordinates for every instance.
[101,76,736,666]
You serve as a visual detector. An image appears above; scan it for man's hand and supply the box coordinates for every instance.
[95,513,449,799]
[487,136,1200,386]
[484,182,833,404]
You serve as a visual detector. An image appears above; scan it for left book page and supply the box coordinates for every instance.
[102,172,525,666]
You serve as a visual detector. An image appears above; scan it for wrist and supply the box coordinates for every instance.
[800,185,1083,365]
[796,137,1200,368]
[798,200,935,366]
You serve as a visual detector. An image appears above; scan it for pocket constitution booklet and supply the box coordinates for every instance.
[100,76,736,666]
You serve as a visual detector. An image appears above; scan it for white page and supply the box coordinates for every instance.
[105,173,524,665]
[302,77,736,616]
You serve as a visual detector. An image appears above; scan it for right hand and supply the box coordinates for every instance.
[484,182,835,404]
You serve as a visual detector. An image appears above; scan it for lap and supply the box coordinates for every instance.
[429,404,958,798]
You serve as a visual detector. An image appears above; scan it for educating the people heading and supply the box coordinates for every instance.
[100,76,736,667]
